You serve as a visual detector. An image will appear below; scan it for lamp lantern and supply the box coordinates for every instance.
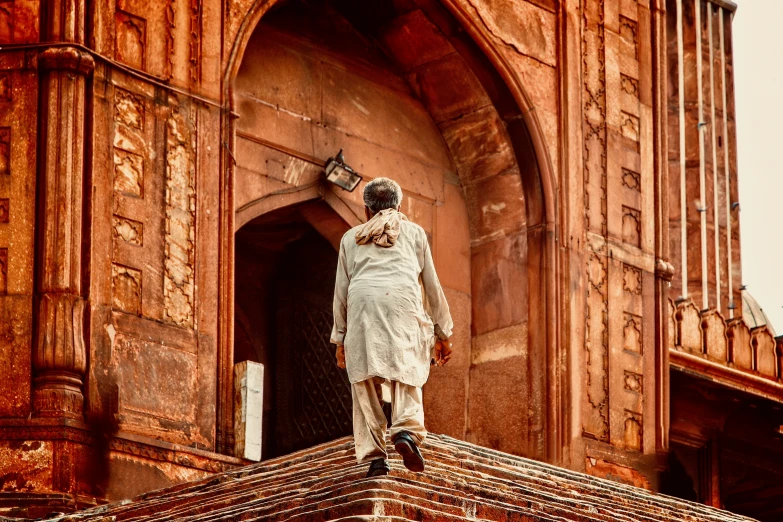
[324,149,362,192]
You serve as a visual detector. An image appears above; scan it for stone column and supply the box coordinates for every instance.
[32,47,94,418]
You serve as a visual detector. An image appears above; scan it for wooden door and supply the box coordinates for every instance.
[274,231,352,456]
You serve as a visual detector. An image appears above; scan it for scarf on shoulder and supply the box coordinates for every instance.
[355,208,407,248]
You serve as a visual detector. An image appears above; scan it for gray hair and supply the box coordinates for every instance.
[363,177,403,214]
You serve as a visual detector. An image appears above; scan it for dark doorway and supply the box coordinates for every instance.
[234,202,352,459]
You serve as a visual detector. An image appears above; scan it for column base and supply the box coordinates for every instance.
[32,372,84,419]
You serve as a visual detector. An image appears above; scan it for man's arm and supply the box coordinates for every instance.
[420,236,454,365]
[331,237,349,368]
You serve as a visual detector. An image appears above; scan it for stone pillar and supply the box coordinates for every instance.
[32,47,94,418]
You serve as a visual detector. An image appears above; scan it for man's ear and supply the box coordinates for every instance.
[364,206,373,221]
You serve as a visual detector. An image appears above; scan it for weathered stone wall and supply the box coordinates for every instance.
[0,50,37,420]
[0,0,39,424]
[0,0,755,511]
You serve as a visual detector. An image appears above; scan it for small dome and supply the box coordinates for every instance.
[742,289,776,336]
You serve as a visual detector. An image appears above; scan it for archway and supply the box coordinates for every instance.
[223,0,559,461]
[235,202,351,458]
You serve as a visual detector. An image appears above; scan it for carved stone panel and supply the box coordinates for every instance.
[623,265,642,295]
[623,312,643,355]
[582,0,607,237]
[620,111,640,143]
[676,300,702,354]
[113,91,146,154]
[581,0,609,445]
[115,10,146,70]
[622,206,641,248]
[752,326,777,379]
[728,319,752,370]
[114,90,144,129]
[113,149,143,197]
[111,263,142,315]
[585,253,609,442]
[620,74,639,98]
[624,371,643,394]
[0,127,9,176]
[0,0,39,43]
[163,106,195,328]
[701,309,728,363]
[668,299,677,351]
[109,81,169,327]
[112,215,143,246]
[0,6,10,45]
[622,168,641,192]
[623,410,642,451]
[112,88,147,214]
[0,247,6,294]
[619,15,639,58]
[0,73,9,101]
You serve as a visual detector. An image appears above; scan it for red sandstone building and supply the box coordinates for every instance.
[0,0,780,520]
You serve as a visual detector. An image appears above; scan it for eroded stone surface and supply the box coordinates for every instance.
[163,108,196,328]
[0,0,768,516]
[466,0,557,66]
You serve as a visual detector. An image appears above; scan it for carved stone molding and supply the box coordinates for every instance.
[655,259,675,281]
[33,293,87,418]
[582,0,610,445]
[38,47,95,75]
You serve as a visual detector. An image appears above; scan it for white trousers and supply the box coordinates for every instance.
[352,377,427,463]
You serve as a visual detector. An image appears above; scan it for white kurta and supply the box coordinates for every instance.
[331,219,453,388]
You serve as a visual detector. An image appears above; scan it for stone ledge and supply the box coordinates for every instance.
[670,349,783,403]
[0,419,245,472]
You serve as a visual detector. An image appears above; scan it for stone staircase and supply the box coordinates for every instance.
[46,435,756,521]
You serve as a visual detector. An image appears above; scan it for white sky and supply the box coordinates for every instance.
[733,0,783,331]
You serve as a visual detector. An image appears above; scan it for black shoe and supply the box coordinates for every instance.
[365,458,390,478]
[392,431,425,472]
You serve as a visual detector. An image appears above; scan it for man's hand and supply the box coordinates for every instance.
[335,344,346,369]
[433,337,453,366]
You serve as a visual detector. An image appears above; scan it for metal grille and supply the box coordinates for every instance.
[272,228,352,457]
[294,304,352,440]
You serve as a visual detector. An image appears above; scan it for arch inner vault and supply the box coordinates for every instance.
[227,0,555,460]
